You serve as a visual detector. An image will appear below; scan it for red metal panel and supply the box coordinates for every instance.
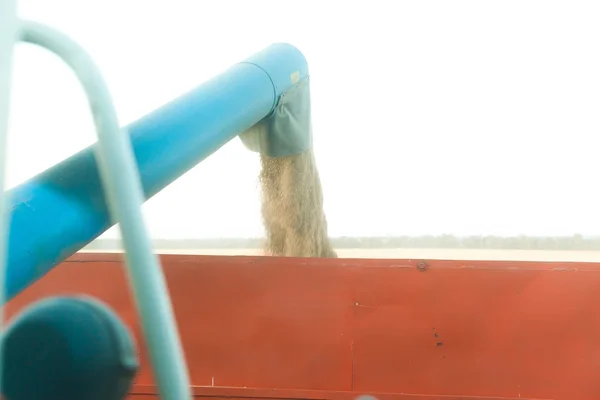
[6,254,355,392]
[349,261,600,398]
[5,253,599,400]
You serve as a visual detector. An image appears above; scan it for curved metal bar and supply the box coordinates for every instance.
[18,20,191,399]
[0,0,20,396]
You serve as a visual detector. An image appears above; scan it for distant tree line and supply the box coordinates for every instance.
[84,234,600,251]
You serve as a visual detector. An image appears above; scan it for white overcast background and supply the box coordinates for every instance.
[6,1,600,240]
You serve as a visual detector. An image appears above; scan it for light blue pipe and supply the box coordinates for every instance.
[0,1,20,398]
[18,19,192,399]
[5,42,309,301]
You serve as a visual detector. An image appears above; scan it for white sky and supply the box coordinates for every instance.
[6,0,600,239]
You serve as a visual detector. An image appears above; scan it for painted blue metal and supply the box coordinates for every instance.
[5,43,309,301]
[3,296,138,400]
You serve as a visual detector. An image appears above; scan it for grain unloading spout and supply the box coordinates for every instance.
[239,47,335,259]
[4,43,310,301]
[239,45,312,157]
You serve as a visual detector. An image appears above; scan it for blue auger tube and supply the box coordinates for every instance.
[4,43,309,301]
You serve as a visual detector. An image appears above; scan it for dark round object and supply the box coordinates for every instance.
[2,296,139,400]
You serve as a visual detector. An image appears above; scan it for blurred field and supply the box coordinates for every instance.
[79,248,600,262]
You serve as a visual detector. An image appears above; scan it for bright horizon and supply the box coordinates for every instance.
[7,1,600,241]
